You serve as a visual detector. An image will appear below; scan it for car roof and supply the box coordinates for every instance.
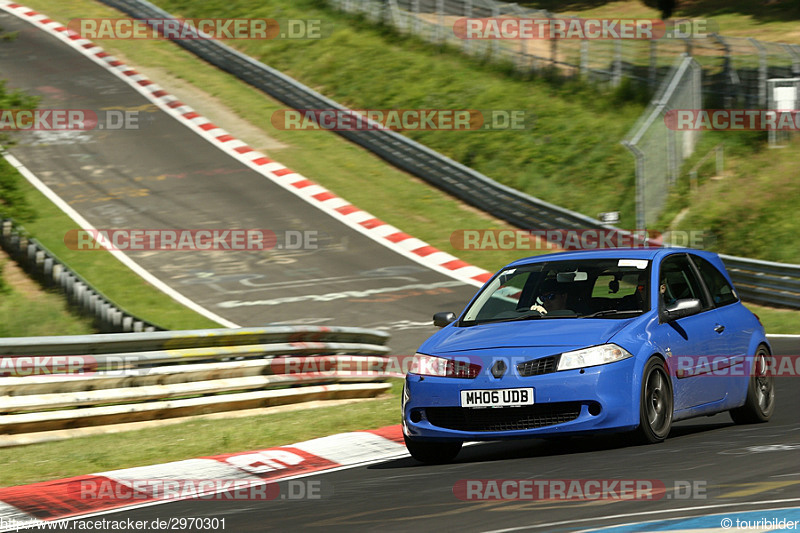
[504,247,720,268]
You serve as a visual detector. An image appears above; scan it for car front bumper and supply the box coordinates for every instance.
[403,356,640,441]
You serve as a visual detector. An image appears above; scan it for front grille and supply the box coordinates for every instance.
[425,402,582,432]
[517,355,558,377]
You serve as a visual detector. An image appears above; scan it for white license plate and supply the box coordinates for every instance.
[460,388,534,408]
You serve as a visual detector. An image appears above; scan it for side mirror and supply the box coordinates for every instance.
[664,298,702,321]
[433,311,457,328]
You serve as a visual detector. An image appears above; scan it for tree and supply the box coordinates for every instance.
[642,0,677,19]
[658,0,676,19]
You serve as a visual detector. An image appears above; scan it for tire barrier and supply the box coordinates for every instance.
[0,219,163,332]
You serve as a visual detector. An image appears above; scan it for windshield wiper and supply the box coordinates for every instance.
[474,312,548,325]
[580,309,643,318]
[501,312,548,322]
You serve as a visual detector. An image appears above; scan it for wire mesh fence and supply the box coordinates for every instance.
[332,0,800,103]
[621,56,702,228]
[333,0,800,227]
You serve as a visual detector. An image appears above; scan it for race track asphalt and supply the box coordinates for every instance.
[0,10,480,354]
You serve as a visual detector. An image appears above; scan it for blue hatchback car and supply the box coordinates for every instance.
[403,248,774,463]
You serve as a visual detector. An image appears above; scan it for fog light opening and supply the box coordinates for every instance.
[410,409,423,423]
[588,403,602,416]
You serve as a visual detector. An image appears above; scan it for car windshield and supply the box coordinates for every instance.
[460,258,651,326]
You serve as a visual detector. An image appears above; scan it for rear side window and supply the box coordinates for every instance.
[691,255,739,307]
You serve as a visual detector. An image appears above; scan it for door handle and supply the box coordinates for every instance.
[714,324,725,333]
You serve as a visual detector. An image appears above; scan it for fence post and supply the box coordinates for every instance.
[492,3,500,59]
[437,0,444,43]
[750,38,767,108]
[412,0,420,36]
[713,34,734,108]
[649,40,658,89]
[689,58,702,158]
[580,39,588,78]
[667,127,678,186]
[462,0,472,55]
[384,0,396,27]
[785,44,800,77]
[621,141,646,229]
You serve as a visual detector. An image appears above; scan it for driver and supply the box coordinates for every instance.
[530,280,569,315]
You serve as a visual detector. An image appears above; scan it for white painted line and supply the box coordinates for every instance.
[484,498,800,533]
[1,152,238,328]
[103,459,254,483]
[293,431,407,465]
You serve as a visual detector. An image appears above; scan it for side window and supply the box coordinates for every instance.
[659,254,709,309]
[691,255,739,307]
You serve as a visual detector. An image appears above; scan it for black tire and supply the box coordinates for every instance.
[730,345,775,424]
[636,357,673,444]
[404,434,462,464]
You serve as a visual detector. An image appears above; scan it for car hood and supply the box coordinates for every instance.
[418,318,635,354]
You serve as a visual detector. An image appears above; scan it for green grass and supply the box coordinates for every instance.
[745,303,800,335]
[0,380,403,487]
[0,258,96,337]
[659,133,800,265]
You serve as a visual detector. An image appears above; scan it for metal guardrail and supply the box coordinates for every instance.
[99,0,609,232]
[0,219,162,333]
[0,325,390,355]
[720,254,800,309]
[93,1,800,310]
[0,327,394,440]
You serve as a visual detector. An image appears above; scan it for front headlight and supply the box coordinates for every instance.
[409,353,481,378]
[557,344,633,371]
